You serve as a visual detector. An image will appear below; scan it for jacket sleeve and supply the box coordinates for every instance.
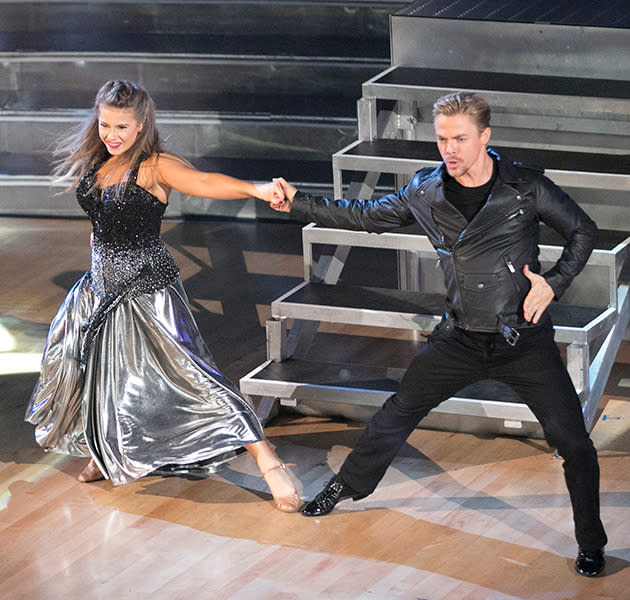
[289,184,416,233]
[535,174,598,299]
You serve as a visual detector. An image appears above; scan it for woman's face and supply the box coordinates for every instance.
[98,105,144,155]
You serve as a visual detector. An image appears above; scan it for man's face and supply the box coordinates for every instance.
[434,113,490,181]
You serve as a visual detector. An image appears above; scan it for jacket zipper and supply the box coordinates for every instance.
[507,208,525,220]
[455,202,524,247]
[505,255,526,298]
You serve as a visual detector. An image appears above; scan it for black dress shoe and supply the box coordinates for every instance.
[575,548,605,577]
[301,475,362,517]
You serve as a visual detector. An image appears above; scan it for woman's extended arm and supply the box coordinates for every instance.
[154,154,283,203]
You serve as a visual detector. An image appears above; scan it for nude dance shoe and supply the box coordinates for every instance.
[77,459,105,483]
[261,463,302,513]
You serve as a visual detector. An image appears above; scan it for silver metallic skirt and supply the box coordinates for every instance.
[25,274,264,485]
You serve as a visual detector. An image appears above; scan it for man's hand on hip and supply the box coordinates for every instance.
[522,265,555,324]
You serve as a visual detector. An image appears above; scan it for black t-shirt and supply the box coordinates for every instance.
[444,158,498,222]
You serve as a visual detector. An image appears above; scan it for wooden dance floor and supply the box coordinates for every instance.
[1,216,630,599]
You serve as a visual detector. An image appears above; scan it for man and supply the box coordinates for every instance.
[271,92,607,577]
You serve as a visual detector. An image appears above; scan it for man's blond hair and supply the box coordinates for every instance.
[432,92,491,131]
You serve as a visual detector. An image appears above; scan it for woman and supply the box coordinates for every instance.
[25,80,300,513]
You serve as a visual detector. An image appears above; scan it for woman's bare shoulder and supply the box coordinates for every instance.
[152,152,193,170]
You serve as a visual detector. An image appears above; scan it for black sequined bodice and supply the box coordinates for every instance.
[76,161,179,299]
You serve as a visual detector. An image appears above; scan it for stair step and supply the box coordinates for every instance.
[366,66,630,102]
[1,1,404,55]
[395,0,630,28]
[239,356,545,437]
[1,53,389,118]
[273,281,612,343]
[5,88,364,120]
[334,139,630,192]
[0,151,335,183]
[362,65,630,144]
[0,108,357,166]
[337,139,630,177]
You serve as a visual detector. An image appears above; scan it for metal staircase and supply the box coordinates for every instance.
[240,1,630,437]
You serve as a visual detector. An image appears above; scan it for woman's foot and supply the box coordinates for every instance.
[261,462,301,513]
[245,440,302,512]
[78,458,104,483]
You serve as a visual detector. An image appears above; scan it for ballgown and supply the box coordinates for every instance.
[25,160,264,485]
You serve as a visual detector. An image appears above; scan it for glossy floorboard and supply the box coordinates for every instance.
[1,217,629,600]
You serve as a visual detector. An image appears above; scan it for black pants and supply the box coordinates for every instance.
[339,320,607,551]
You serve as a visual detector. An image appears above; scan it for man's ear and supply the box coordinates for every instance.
[481,126,491,146]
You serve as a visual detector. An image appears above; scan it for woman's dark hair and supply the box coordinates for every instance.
[53,80,163,186]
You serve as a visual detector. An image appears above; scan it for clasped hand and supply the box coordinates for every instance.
[256,178,297,212]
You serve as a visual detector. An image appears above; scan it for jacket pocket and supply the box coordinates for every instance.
[459,270,526,330]
[461,272,501,293]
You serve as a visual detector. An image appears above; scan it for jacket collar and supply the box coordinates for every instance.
[427,147,532,186]
[488,148,533,184]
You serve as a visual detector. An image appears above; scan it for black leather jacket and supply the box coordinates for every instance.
[290,149,598,333]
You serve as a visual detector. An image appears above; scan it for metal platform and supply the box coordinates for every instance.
[272,282,614,342]
[242,358,549,438]
[358,66,630,153]
[390,1,630,80]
